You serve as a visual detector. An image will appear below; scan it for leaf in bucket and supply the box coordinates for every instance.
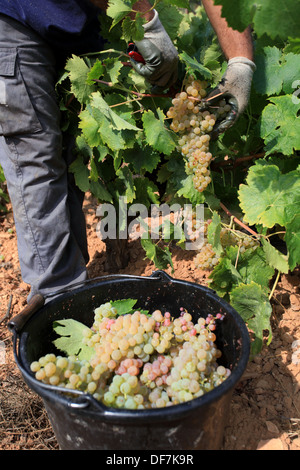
[53,319,94,361]
[110,298,149,316]
[110,298,137,315]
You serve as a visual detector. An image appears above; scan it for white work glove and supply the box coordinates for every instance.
[130,10,178,91]
[202,57,256,138]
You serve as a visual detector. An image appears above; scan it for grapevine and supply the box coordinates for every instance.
[30,301,230,410]
[32,1,300,360]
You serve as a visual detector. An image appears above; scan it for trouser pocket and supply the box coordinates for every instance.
[0,47,42,136]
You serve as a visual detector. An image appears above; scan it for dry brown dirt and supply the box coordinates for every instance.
[0,194,300,451]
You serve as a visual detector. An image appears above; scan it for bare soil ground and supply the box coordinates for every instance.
[1,194,300,451]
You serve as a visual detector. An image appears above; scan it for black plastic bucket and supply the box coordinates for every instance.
[9,271,250,450]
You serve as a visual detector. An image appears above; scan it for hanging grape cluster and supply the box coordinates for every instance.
[167,76,231,193]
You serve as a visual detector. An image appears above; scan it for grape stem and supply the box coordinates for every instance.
[204,91,226,102]
[264,231,286,238]
[269,270,281,301]
[92,79,173,99]
[219,202,258,238]
[79,48,129,58]
[234,243,241,268]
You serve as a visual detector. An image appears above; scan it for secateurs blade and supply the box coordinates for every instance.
[127,42,145,64]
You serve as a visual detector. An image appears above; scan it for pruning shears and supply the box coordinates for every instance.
[127,42,145,64]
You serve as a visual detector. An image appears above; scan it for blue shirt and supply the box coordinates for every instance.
[0,0,105,57]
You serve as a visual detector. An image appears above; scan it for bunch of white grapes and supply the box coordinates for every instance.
[30,303,230,410]
[167,76,231,193]
[193,219,259,271]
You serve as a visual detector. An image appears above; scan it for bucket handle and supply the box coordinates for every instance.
[8,293,45,334]
[8,270,172,334]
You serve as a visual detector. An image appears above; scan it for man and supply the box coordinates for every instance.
[0,0,254,304]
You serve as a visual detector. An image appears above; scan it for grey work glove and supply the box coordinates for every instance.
[202,57,256,138]
[130,10,178,91]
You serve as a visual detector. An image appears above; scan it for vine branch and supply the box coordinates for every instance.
[219,202,259,238]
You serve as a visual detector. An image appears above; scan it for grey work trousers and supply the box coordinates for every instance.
[0,15,89,302]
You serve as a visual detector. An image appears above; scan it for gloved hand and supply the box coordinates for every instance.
[130,10,178,91]
[202,57,256,138]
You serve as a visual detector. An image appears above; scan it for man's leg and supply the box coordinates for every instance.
[0,15,88,301]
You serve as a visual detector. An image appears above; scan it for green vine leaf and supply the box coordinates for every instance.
[122,14,145,42]
[142,109,176,155]
[123,144,161,174]
[134,176,160,208]
[176,174,205,205]
[226,246,275,290]
[106,0,133,29]
[141,238,174,271]
[155,2,185,40]
[86,60,105,85]
[53,319,94,361]
[209,245,274,299]
[69,155,113,203]
[69,156,90,192]
[260,95,300,156]
[209,257,242,298]
[261,238,289,274]
[110,298,138,315]
[285,213,300,271]
[89,180,113,203]
[65,55,96,103]
[207,212,223,256]
[230,282,273,356]
[238,161,300,228]
[90,92,141,131]
[116,165,136,204]
[78,108,102,147]
[179,51,212,79]
[253,46,285,96]
[102,58,124,84]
